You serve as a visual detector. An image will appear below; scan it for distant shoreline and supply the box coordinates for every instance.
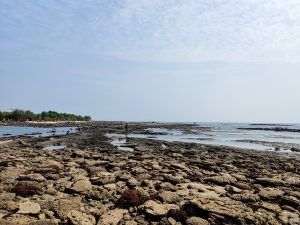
[0,120,92,127]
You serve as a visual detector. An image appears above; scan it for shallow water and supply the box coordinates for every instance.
[110,137,134,151]
[43,145,66,150]
[0,126,76,138]
[107,122,300,153]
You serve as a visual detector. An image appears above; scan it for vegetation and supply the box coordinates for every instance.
[0,109,91,122]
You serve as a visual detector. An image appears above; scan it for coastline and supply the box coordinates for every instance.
[0,122,299,224]
[0,121,92,128]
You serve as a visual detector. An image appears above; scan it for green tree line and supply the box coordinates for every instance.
[0,110,91,122]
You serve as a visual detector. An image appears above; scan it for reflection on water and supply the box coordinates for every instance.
[0,126,77,138]
[43,145,66,150]
[110,137,134,151]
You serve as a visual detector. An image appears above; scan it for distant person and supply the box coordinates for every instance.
[125,122,128,142]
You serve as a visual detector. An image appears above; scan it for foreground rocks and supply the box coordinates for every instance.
[0,122,299,224]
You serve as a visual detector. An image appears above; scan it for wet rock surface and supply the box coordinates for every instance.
[0,122,299,224]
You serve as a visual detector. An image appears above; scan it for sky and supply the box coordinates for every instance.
[1,0,300,122]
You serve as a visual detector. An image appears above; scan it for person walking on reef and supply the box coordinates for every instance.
[125,122,128,142]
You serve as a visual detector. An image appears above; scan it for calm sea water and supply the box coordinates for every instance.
[107,122,300,153]
[0,126,76,138]
[2,123,300,153]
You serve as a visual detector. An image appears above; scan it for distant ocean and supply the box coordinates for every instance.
[2,123,300,153]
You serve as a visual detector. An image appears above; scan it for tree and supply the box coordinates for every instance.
[0,110,92,122]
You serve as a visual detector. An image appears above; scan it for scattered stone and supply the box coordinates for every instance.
[0,123,299,225]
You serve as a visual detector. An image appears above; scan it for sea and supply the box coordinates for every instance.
[0,126,76,138]
[2,123,300,153]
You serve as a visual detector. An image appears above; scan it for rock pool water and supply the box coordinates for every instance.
[0,126,77,138]
[106,122,300,153]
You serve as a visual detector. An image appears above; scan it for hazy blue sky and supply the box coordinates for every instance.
[1,0,300,122]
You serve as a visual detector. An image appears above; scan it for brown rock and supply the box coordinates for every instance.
[97,208,128,225]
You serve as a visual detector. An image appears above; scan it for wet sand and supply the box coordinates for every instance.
[0,122,299,225]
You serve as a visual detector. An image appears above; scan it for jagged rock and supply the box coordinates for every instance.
[104,183,116,190]
[204,174,236,186]
[44,160,64,170]
[1,122,300,225]
[158,191,181,203]
[0,192,15,201]
[281,195,300,208]
[125,221,138,225]
[127,178,140,187]
[69,179,92,193]
[225,185,242,193]
[0,167,23,183]
[97,208,128,225]
[187,197,253,220]
[18,173,46,182]
[258,188,284,200]
[18,201,41,214]
[167,217,177,225]
[255,178,285,187]
[12,181,43,196]
[152,163,161,170]
[163,174,183,185]
[67,210,95,225]
[91,172,115,185]
[186,217,210,225]
[171,163,190,171]
[230,192,260,203]
[19,140,28,146]
[284,176,300,187]
[139,200,179,216]
[259,202,281,214]
[278,210,300,225]
[51,197,83,221]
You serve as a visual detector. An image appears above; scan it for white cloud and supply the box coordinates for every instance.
[1,0,300,62]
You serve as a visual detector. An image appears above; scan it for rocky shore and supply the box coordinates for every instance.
[0,123,299,225]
